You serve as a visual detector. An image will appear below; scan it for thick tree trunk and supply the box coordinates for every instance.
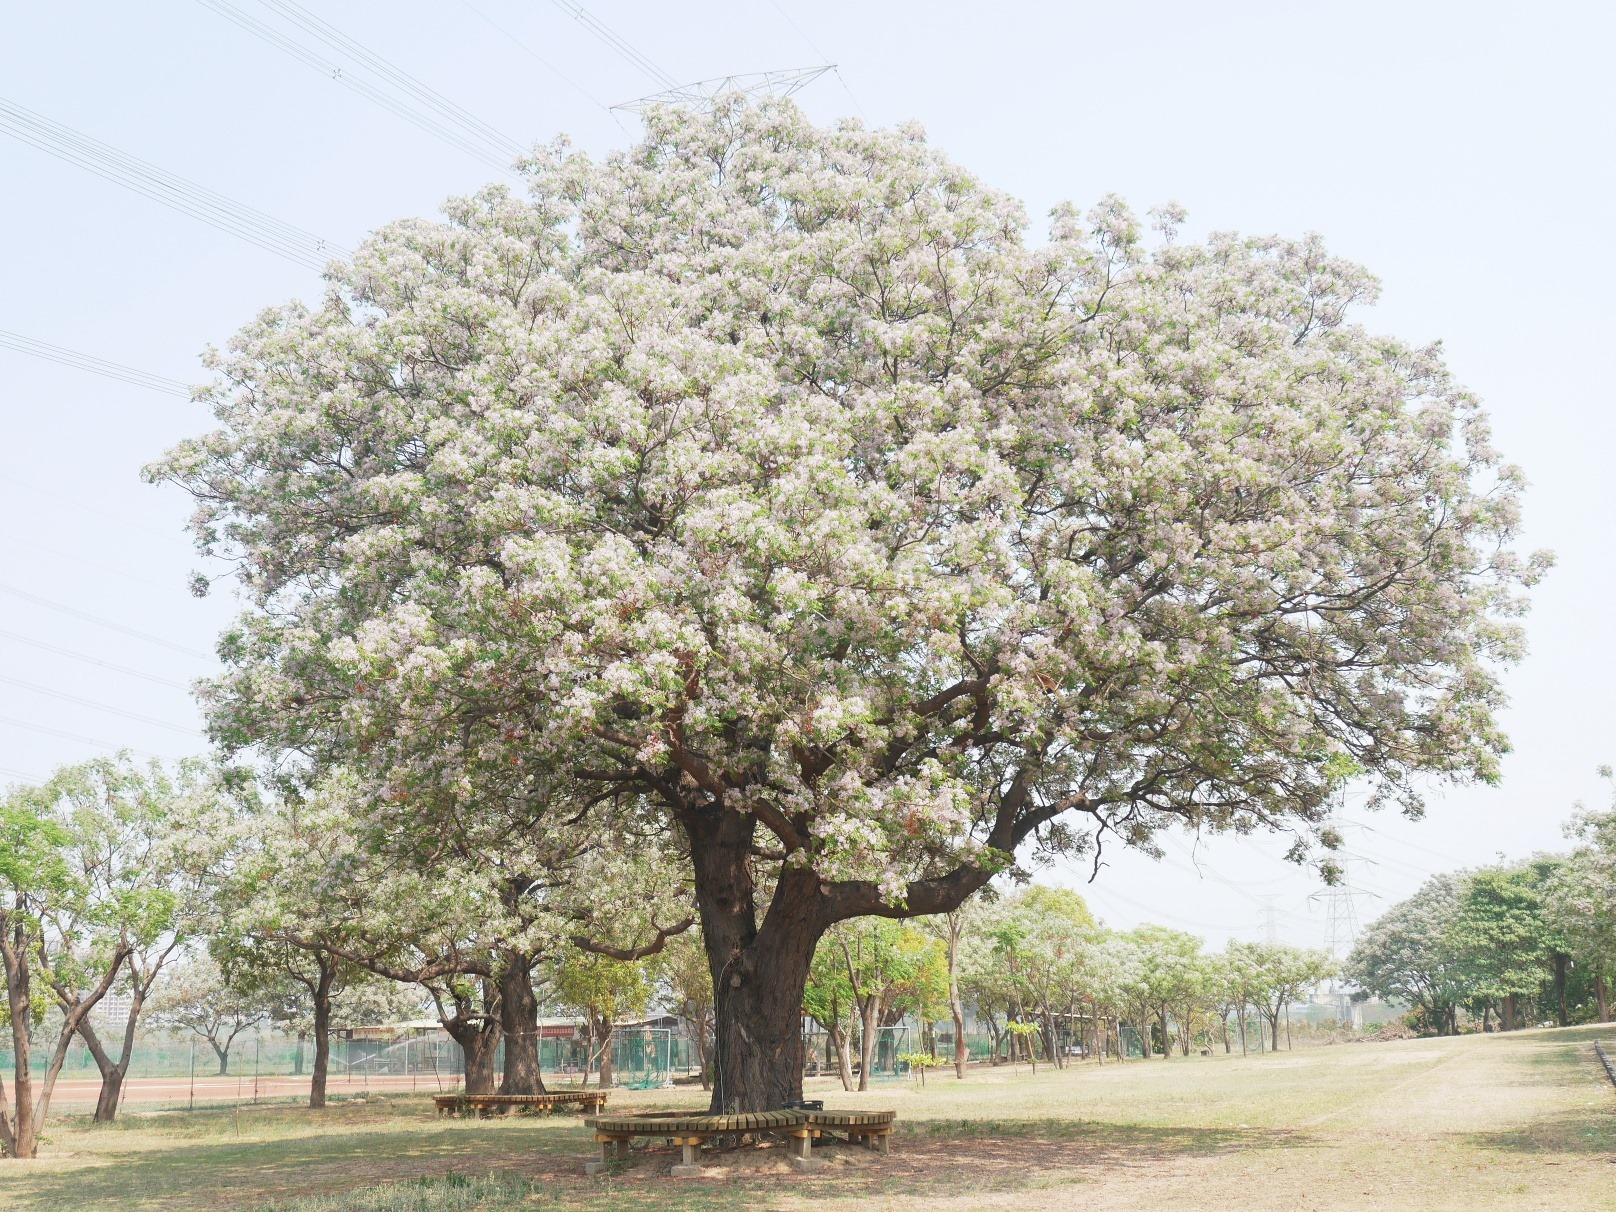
[442,1017,500,1096]
[683,803,827,1113]
[1596,974,1610,1023]
[497,955,546,1095]
[212,1039,231,1075]
[1,926,37,1159]
[310,962,334,1110]
[1502,993,1518,1032]
[76,1014,137,1124]
[597,1019,616,1089]
[294,1032,306,1076]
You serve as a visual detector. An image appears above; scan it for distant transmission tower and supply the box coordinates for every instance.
[611,65,835,113]
[1309,794,1374,1021]
[1257,896,1282,944]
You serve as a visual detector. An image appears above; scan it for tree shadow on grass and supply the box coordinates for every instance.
[8,1116,1310,1212]
[1461,1107,1616,1158]
[6,1120,590,1212]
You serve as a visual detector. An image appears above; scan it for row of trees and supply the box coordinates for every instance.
[0,754,683,1157]
[802,886,1334,1089]
[1345,796,1616,1034]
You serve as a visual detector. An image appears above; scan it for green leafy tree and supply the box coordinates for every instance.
[551,951,652,1088]
[824,919,946,1090]
[1232,941,1334,1050]
[1544,802,1616,1021]
[1125,926,1204,1058]
[0,787,72,1158]
[803,933,858,1090]
[1449,863,1558,1030]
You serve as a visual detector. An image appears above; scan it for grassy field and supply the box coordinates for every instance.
[3,1023,1613,1211]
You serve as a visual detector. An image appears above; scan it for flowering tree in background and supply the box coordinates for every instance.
[153,98,1542,1110]
[149,953,265,1075]
[1544,800,1616,1021]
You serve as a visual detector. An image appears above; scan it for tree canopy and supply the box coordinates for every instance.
[151,97,1541,1110]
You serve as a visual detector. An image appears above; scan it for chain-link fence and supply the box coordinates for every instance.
[1,1023,701,1108]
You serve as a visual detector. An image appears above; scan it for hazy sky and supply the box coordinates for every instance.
[1,0,1611,953]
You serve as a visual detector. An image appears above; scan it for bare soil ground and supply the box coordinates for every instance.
[3,1022,1612,1211]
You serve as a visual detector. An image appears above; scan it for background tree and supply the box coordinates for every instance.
[156,98,1542,1111]
[52,757,223,1122]
[923,901,979,1079]
[1544,800,1616,1021]
[551,950,651,1089]
[1235,941,1334,1049]
[0,782,73,1158]
[1125,926,1204,1058]
[1450,863,1557,1030]
[803,931,858,1091]
[659,931,716,1089]
[149,953,264,1075]
[1345,875,1470,1035]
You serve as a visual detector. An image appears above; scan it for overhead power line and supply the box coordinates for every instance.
[451,0,614,115]
[0,672,201,736]
[197,0,524,172]
[0,628,192,690]
[0,328,190,397]
[0,95,346,270]
[548,1,678,90]
[0,714,165,760]
[0,582,212,659]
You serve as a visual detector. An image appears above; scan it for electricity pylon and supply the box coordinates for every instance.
[612,65,835,113]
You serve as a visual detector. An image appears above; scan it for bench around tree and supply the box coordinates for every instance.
[434,1091,608,1117]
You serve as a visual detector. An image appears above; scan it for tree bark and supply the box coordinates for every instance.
[76,1011,135,1123]
[1502,993,1518,1032]
[1596,974,1610,1023]
[685,803,826,1113]
[596,1016,616,1089]
[690,1010,712,1090]
[309,958,335,1110]
[1,921,37,1159]
[497,954,546,1095]
[829,1023,854,1091]
[441,1014,500,1096]
[294,1032,306,1076]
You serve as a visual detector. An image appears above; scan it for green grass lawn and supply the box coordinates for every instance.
[4,1024,1613,1211]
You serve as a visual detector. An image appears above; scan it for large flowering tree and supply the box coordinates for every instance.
[153,99,1541,1111]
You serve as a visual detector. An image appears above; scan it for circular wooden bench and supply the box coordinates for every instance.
[584,1107,897,1173]
[435,1091,608,1118]
[802,1108,897,1155]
